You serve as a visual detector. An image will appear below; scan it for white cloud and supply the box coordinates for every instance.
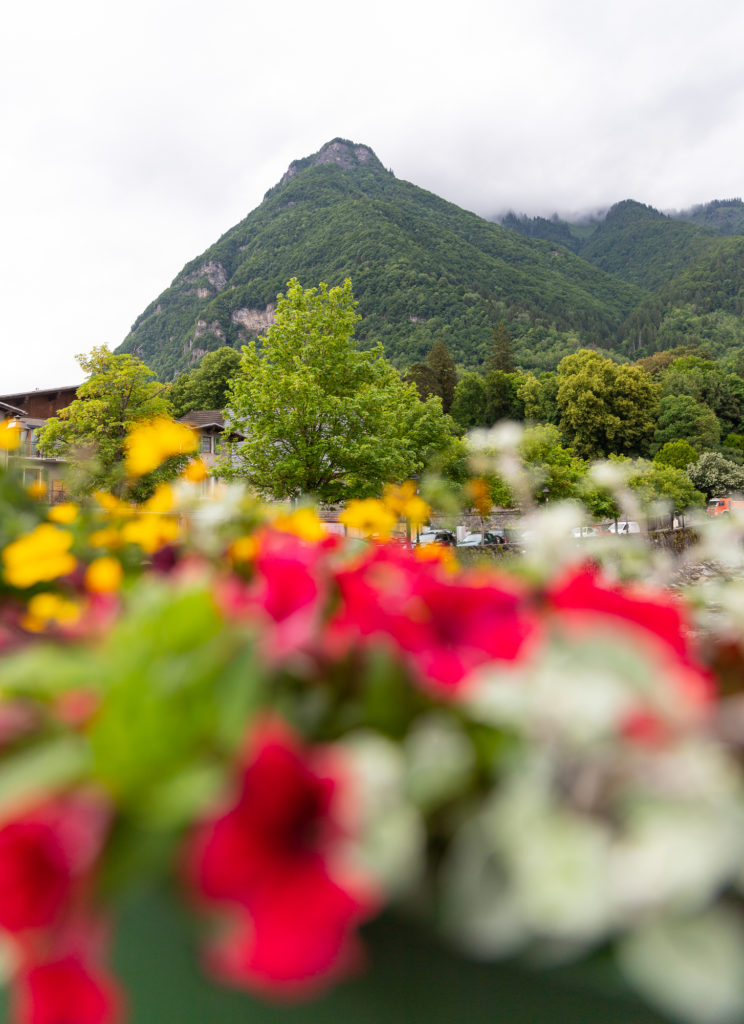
[3,0,744,391]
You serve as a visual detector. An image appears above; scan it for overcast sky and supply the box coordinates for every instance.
[3,0,744,394]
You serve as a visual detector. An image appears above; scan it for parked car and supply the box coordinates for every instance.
[416,529,457,547]
[457,530,507,547]
[571,526,602,538]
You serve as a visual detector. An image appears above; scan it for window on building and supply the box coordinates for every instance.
[200,434,212,454]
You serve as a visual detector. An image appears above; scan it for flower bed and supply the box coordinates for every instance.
[2,420,744,1024]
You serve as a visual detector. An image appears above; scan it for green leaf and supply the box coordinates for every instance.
[0,736,90,817]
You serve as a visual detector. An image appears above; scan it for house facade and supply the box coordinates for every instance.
[0,398,68,501]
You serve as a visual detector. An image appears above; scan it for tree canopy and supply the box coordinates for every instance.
[169,346,242,418]
[556,350,659,459]
[221,279,456,502]
[37,347,173,495]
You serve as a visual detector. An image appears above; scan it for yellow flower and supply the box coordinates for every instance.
[383,481,431,529]
[88,527,122,549]
[140,483,174,515]
[181,457,209,483]
[229,535,259,564]
[339,499,397,539]
[0,419,21,451]
[272,508,327,542]
[48,502,79,525]
[22,592,81,632]
[93,491,134,519]
[125,418,198,477]
[85,556,124,594]
[2,524,77,588]
[27,480,48,500]
[121,515,180,554]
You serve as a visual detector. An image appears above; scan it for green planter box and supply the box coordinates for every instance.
[0,886,669,1024]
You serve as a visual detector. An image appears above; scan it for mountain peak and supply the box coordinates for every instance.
[273,138,387,192]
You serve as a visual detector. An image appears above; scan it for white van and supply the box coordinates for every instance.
[607,521,641,534]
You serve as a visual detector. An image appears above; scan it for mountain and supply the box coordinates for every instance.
[116,139,643,380]
[577,201,723,290]
[671,198,744,236]
[499,201,723,291]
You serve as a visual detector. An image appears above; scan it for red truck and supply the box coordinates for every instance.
[706,497,744,516]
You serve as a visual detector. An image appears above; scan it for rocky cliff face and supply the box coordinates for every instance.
[274,138,386,192]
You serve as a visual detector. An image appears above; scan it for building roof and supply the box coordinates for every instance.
[0,399,27,417]
[179,410,226,428]
[0,385,80,403]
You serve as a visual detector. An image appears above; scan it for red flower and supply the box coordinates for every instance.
[216,531,325,658]
[13,955,122,1024]
[188,719,376,997]
[0,820,70,933]
[331,546,534,694]
[0,794,110,935]
[547,566,715,715]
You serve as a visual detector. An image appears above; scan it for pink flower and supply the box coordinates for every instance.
[188,719,376,997]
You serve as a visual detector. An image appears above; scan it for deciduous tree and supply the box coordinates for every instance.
[687,452,744,499]
[37,347,173,495]
[450,372,488,430]
[222,279,456,502]
[651,395,720,454]
[556,350,659,459]
[170,347,242,418]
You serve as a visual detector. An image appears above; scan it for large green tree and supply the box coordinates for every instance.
[484,370,525,424]
[660,356,744,436]
[37,347,173,495]
[451,372,488,430]
[221,279,456,502]
[169,347,242,418]
[518,372,559,424]
[556,350,659,458]
[651,394,721,454]
[653,439,699,470]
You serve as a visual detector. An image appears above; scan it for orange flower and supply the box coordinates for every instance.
[466,477,492,518]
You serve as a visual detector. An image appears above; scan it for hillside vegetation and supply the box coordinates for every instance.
[117,140,642,380]
[118,139,744,380]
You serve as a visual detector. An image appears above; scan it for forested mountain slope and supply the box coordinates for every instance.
[116,139,642,379]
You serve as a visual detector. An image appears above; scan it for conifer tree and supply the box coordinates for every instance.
[485,322,515,375]
[425,339,457,413]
